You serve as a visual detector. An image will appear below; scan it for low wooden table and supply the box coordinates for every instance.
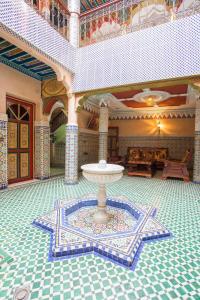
[127,160,153,178]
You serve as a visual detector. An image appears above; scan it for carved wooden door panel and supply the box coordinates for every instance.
[7,97,33,184]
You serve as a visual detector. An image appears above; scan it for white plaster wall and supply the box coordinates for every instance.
[74,14,200,92]
[0,0,76,73]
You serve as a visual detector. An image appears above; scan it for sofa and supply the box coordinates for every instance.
[126,147,168,177]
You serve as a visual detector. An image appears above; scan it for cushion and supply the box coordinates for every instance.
[128,148,140,161]
[142,150,154,161]
[154,149,167,161]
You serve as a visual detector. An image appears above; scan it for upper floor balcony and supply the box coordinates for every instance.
[25,0,70,41]
[80,0,200,47]
[23,0,200,47]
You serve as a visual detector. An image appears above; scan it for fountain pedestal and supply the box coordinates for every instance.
[94,183,111,223]
[81,160,124,224]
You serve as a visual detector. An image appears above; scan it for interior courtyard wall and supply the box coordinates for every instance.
[0,63,43,119]
[0,63,50,184]
[109,118,195,160]
[51,110,99,168]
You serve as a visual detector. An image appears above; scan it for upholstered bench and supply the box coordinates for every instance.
[126,147,168,178]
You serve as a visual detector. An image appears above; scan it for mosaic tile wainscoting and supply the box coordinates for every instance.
[65,125,79,184]
[50,144,65,168]
[119,136,194,161]
[51,131,99,169]
[0,114,8,189]
[35,123,50,180]
[78,131,99,168]
[194,131,200,182]
[0,176,199,299]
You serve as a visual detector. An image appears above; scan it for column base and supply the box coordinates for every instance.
[93,208,112,224]
[35,176,50,180]
[65,180,78,185]
[0,184,8,190]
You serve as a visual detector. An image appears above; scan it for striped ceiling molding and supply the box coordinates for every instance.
[109,108,195,120]
[0,38,56,81]
[81,0,117,14]
[83,99,195,119]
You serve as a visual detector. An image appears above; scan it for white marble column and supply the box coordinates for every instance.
[68,0,80,48]
[98,102,109,161]
[193,99,200,183]
[35,121,50,180]
[65,94,78,184]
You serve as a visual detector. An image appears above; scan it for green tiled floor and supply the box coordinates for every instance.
[0,176,199,299]
[50,167,65,177]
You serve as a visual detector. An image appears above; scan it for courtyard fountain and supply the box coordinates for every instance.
[81,160,124,224]
[34,160,170,269]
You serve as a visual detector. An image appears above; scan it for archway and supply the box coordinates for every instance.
[49,104,67,177]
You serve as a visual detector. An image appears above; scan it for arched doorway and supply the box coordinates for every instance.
[7,96,34,184]
[49,107,67,177]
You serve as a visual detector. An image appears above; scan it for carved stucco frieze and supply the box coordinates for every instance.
[42,79,67,98]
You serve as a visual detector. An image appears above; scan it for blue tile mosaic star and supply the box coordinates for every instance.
[33,195,171,269]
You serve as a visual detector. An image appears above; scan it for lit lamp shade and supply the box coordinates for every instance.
[143,95,160,107]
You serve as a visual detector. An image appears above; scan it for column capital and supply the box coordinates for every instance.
[0,113,8,121]
[67,93,78,126]
[68,0,80,47]
[99,99,109,107]
[34,121,49,127]
[68,0,80,14]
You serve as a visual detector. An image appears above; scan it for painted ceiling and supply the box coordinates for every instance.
[0,38,56,81]
[80,0,115,14]
[112,85,188,109]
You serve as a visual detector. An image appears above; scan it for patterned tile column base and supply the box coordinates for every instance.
[35,123,50,180]
[0,114,8,189]
[99,132,108,161]
[193,131,200,183]
[65,125,78,184]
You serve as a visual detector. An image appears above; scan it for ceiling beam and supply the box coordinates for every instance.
[17,57,36,65]
[5,51,28,61]
[0,45,16,54]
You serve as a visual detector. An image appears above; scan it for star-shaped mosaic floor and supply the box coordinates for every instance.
[33,195,171,269]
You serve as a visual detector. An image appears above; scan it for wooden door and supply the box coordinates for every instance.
[7,97,33,184]
[108,127,119,159]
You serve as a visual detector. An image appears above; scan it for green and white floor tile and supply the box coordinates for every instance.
[0,176,199,299]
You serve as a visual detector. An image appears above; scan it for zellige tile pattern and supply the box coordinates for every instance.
[0,176,199,299]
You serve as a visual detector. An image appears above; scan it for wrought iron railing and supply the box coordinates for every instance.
[80,0,200,47]
[25,0,70,40]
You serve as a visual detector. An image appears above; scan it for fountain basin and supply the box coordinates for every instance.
[81,163,124,184]
[81,161,124,224]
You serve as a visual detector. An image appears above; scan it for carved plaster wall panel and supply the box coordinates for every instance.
[42,79,67,99]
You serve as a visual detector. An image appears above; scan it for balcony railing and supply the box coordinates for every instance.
[80,0,200,47]
[25,0,70,40]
